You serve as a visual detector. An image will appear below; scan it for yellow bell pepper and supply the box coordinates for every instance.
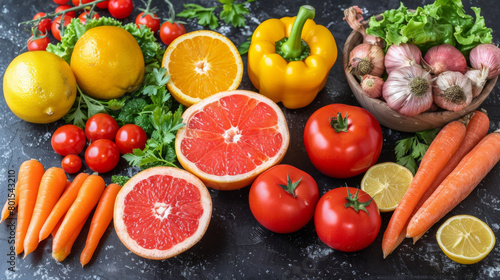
[248,5,337,109]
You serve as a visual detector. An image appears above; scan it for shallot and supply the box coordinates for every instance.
[469,43,500,79]
[343,6,384,48]
[348,43,385,78]
[433,71,472,112]
[360,75,384,98]
[384,43,422,75]
[465,68,488,98]
[382,65,433,117]
[422,44,467,75]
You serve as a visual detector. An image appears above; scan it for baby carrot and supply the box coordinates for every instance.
[410,110,489,243]
[382,121,466,258]
[407,130,500,238]
[80,183,121,267]
[23,167,67,258]
[15,159,45,255]
[52,174,105,254]
[39,173,89,242]
[52,215,89,262]
[0,182,18,223]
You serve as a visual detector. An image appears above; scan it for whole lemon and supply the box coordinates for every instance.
[70,26,145,100]
[3,51,77,124]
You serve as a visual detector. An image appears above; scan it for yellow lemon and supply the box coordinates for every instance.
[436,215,495,264]
[70,26,145,100]
[361,162,413,212]
[3,51,76,124]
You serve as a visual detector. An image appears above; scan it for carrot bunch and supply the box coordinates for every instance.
[1,160,120,266]
[382,110,497,258]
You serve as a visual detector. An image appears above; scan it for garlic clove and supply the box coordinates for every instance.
[465,68,488,98]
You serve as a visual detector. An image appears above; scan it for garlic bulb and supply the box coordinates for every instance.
[348,43,385,78]
[433,71,472,112]
[469,44,500,79]
[384,43,422,75]
[422,44,467,75]
[465,68,488,98]
[382,65,433,117]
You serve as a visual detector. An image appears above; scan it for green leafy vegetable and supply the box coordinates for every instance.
[111,175,131,186]
[238,36,251,55]
[177,0,255,30]
[394,129,439,174]
[366,0,492,55]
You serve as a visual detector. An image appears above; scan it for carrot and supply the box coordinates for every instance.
[52,174,105,254]
[382,121,466,258]
[407,130,500,238]
[23,167,67,258]
[410,110,489,243]
[80,183,121,267]
[39,173,89,242]
[15,159,45,255]
[52,215,89,262]
[0,182,19,223]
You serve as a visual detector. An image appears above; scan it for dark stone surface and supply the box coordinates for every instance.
[0,0,499,279]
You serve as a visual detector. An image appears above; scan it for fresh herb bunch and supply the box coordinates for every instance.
[394,129,438,174]
[177,0,256,30]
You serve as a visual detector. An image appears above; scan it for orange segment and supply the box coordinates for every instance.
[162,30,243,106]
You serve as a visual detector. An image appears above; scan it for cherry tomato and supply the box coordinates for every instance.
[53,0,68,4]
[78,10,100,25]
[96,0,109,9]
[85,139,120,173]
[249,164,319,234]
[108,0,133,19]
[314,186,381,252]
[159,22,186,45]
[33,12,51,33]
[55,4,76,18]
[51,124,86,156]
[135,12,160,33]
[61,154,82,174]
[27,36,51,51]
[85,113,119,142]
[115,124,148,154]
[51,15,73,41]
[72,0,93,5]
[303,104,383,178]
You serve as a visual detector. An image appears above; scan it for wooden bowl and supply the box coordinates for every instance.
[343,30,498,132]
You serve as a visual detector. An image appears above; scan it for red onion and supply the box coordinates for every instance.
[465,68,488,98]
[422,44,467,75]
[384,43,422,75]
[433,71,472,112]
[382,65,433,117]
[469,44,500,79]
[360,74,384,98]
[348,43,385,78]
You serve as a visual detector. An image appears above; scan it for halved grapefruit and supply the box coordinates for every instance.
[113,167,212,260]
[175,90,290,190]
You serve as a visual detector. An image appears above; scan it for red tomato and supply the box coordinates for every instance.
[33,12,51,33]
[249,164,319,233]
[159,22,186,45]
[135,12,160,33]
[108,0,133,19]
[96,0,109,9]
[314,186,381,252]
[303,104,383,178]
[85,139,120,173]
[78,10,100,24]
[53,0,68,4]
[85,113,119,142]
[61,154,82,174]
[55,5,76,18]
[115,124,147,154]
[51,15,73,41]
[27,36,51,51]
[51,124,86,156]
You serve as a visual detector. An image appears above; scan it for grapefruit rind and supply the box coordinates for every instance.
[175,90,290,190]
[113,167,212,260]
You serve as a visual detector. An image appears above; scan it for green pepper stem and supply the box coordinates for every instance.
[280,5,315,60]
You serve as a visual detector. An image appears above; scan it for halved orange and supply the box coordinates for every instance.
[162,30,243,106]
[113,167,212,260]
[175,90,290,190]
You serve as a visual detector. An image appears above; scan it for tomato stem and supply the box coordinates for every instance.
[344,186,373,214]
[330,112,349,133]
[278,172,302,198]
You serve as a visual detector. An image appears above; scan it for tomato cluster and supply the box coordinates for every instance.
[51,113,147,174]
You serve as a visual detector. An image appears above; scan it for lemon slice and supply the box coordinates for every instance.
[360,162,413,212]
[436,215,495,264]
